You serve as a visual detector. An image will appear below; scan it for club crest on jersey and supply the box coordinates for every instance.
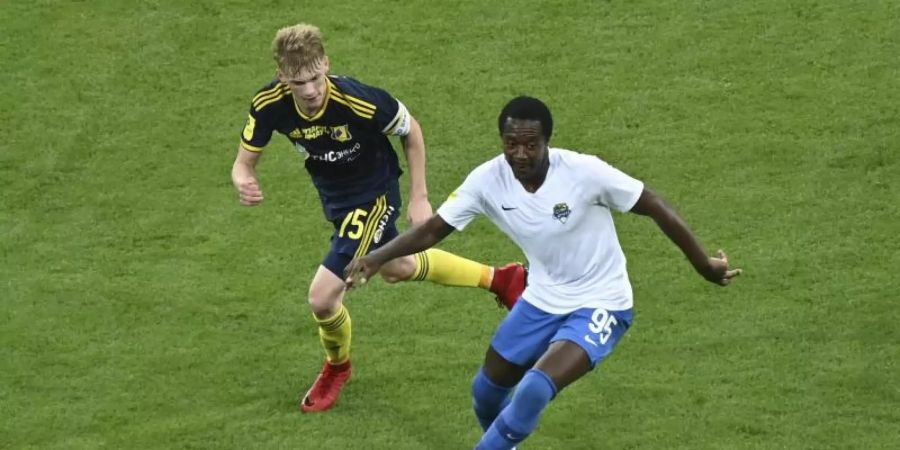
[553,202,571,223]
[331,124,352,143]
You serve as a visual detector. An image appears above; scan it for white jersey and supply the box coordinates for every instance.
[437,148,644,314]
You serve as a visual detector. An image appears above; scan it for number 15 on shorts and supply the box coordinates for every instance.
[338,208,368,240]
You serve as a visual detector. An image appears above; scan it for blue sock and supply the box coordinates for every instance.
[471,368,512,431]
[475,369,557,450]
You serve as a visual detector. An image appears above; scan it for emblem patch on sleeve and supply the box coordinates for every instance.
[242,115,256,141]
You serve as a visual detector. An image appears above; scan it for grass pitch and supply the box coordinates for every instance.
[2,1,898,449]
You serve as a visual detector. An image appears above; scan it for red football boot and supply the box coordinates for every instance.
[300,360,352,413]
[489,263,527,310]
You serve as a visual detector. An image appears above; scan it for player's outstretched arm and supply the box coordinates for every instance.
[232,145,264,206]
[344,214,455,289]
[400,116,433,225]
[629,187,741,286]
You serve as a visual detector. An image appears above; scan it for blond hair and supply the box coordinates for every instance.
[272,23,326,77]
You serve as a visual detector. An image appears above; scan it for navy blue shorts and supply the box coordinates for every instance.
[321,182,402,278]
[490,299,633,369]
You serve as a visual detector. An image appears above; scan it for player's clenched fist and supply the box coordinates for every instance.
[238,180,264,206]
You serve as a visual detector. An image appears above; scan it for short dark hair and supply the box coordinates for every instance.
[497,96,553,140]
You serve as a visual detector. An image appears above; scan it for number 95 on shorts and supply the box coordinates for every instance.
[491,301,633,369]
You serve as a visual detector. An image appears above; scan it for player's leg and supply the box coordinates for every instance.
[309,265,351,363]
[370,183,526,308]
[300,264,353,413]
[476,307,633,449]
[301,193,393,413]
[372,180,527,309]
[471,346,528,432]
[380,251,526,309]
[471,301,561,434]
[476,342,585,450]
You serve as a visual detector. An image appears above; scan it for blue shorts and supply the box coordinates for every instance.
[321,182,402,278]
[490,299,633,369]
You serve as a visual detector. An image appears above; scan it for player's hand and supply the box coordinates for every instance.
[406,196,433,226]
[238,180,264,206]
[344,256,381,291]
[702,249,742,286]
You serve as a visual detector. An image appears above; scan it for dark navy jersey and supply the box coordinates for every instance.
[240,75,412,220]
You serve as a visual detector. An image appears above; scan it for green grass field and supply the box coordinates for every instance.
[2,0,898,448]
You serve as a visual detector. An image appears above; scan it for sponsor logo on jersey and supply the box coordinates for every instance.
[553,202,571,223]
[300,125,329,140]
[289,128,304,139]
[309,142,362,163]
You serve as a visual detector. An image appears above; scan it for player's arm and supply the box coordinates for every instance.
[234,85,278,206]
[231,144,264,206]
[630,187,741,285]
[400,115,432,225]
[344,214,455,288]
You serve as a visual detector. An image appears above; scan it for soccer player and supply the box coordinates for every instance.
[230,24,526,413]
[344,96,742,448]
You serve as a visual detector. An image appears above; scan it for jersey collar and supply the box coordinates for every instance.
[294,76,333,121]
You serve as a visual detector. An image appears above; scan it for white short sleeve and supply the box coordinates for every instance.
[436,171,486,231]
[582,156,644,212]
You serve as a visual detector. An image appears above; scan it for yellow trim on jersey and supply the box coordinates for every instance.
[255,86,291,111]
[252,84,280,103]
[329,95,373,119]
[329,90,375,119]
[252,83,286,105]
[329,88,375,114]
[253,84,290,110]
[240,141,263,152]
[340,92,376,111]
[354,195,387,258]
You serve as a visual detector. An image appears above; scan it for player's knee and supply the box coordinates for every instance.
[472,369,509,406]
[471,369,495,401]
[379,256,415,284]
[515,369,557,406]
[307,291,340,318]
[379,271,404,284]
[307,266,347,317]
[471,370,484,397]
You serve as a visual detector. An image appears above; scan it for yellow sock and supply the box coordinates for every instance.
[410,248,492,289]
[315,305,351,364]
